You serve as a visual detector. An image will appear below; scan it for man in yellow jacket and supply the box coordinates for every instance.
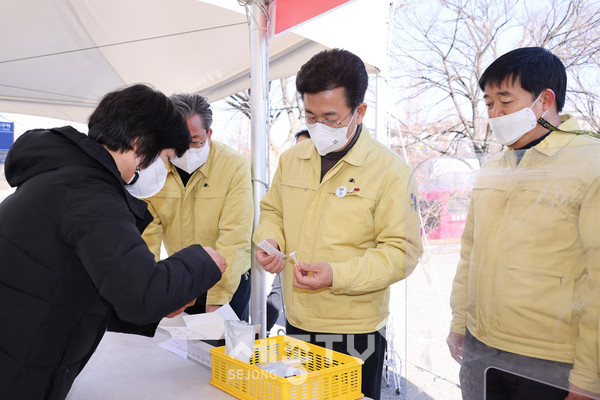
[142,94,253,320]
[253,49,423,400]
[447,47,600,399]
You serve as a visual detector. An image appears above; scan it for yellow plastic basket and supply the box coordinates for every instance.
[210,335,363,400]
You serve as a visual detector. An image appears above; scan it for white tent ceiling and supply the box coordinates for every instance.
[0,0,388,123]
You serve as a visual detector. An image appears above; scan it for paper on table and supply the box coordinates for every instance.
[216,303,239,321]
[159,315,224,340]
[183,310,224,328]
[158,338,188,359]
[158,313,186,327]
[159,326,218,340]
[158,303,260,340]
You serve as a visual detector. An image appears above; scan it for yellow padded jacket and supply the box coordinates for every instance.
[142,140,253,305]
[254,126,423,334]
[450,116,600,393]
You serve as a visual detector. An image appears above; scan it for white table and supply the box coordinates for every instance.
[66,331,234,400]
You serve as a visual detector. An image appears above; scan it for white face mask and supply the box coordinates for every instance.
[306,112,356,156]
[170,142,210,174]
[125,155,169,199]
[488,92,547,146]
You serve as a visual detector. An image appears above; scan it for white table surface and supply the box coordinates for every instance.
[66,331,234,400]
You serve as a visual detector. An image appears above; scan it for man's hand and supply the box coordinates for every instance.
[293,262,333,290]
[165,299,196,318]
[206,304,220,313]
[204,246,228,274]
[255,239,285,273]
[446,331,465,364]
[565,384,600,400]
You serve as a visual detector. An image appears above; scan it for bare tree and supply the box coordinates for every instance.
[225,91,251,120]
[390,0,519,163]
[520,0,600,68]
[279,77,304,147]
[519,0,600,132]
[390,0,600,164]
[225,77,302,135]
[570,68,600,132]
[224,76,303,176]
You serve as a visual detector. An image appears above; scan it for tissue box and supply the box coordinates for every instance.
[210,335,363,400]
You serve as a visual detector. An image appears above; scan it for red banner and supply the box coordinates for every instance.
[274,0,353,35]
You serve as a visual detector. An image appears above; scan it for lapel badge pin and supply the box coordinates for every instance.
[336,186,348,198]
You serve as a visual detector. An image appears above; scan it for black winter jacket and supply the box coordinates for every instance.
[0,127,222,400]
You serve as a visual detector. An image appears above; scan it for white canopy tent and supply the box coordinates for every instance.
[0,0,325,122]
[0,0,388,123]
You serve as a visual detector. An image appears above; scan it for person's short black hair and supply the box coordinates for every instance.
[170,93,213,131]
[88,84,190,168]
[296,48,368,111]
[479,47,567,112]
[294,130,310,141]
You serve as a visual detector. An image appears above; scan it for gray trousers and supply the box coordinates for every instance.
[460,330,571,400]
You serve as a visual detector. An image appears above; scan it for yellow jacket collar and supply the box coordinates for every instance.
[531,114,580,157]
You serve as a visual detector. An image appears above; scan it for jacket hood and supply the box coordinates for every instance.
[5,126,119,186]
[4,126,149,221]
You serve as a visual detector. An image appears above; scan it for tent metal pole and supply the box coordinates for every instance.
[249,0,269,339]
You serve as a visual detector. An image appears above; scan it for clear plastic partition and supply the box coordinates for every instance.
[390,144,600,400]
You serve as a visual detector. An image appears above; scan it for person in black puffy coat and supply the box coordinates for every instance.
[0,84,227,400]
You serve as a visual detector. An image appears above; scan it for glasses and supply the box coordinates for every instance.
[301,110,354,129]
[191,139,207,148]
